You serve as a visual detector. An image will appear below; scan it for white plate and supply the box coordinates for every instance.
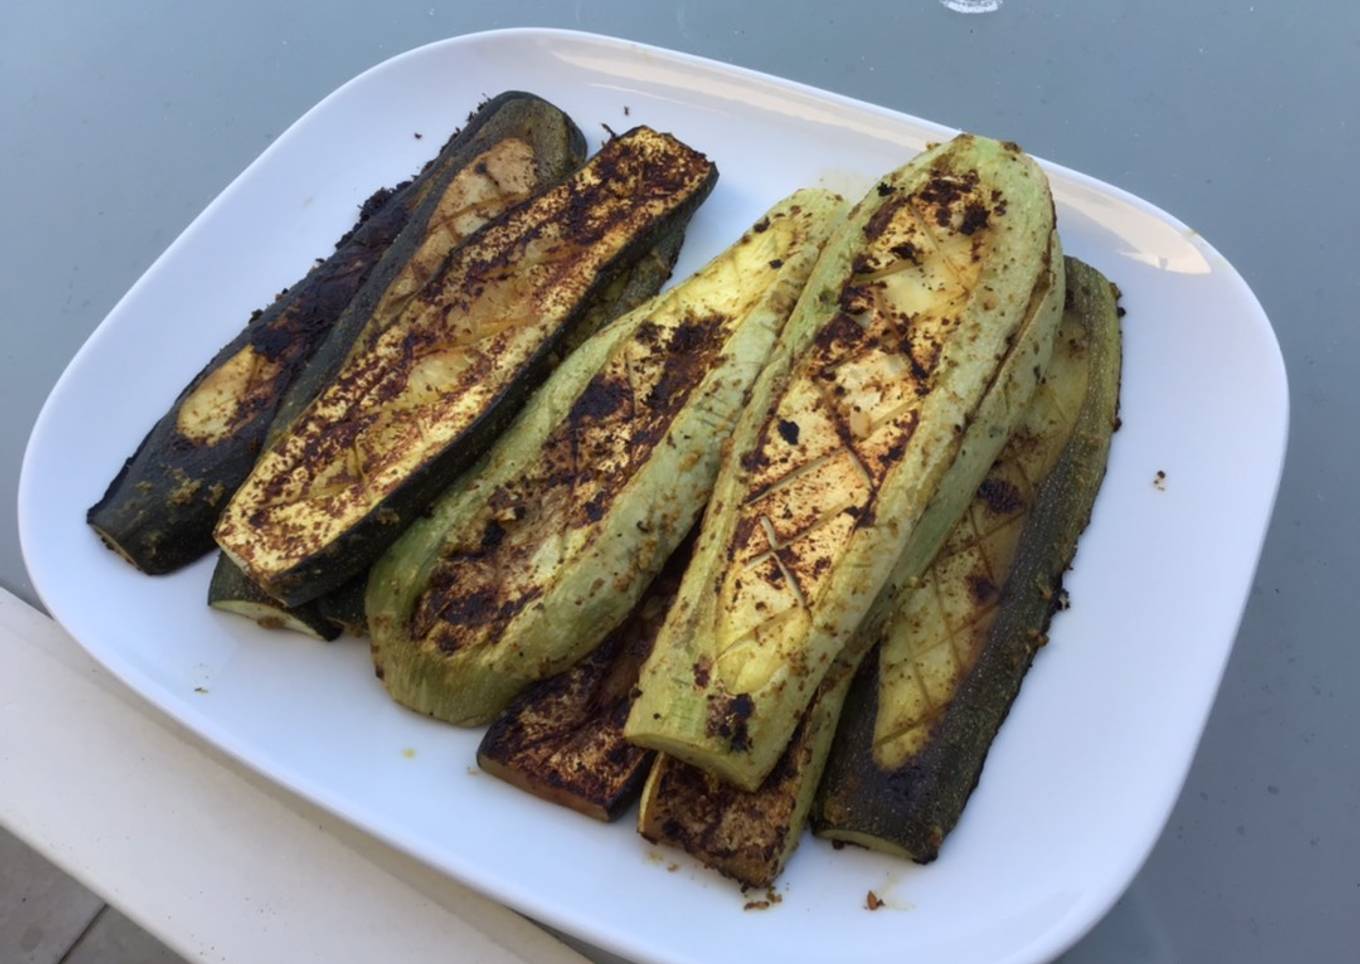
[20,28,1287,964]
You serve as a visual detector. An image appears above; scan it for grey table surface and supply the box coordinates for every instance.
[3,1,1356,960]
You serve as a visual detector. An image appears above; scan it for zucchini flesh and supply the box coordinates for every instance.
[627,134,1064,791]
[814,258,1122,861]
[367,189,845,725]
[476,531,694,821]
[87,92,584,574]
[217,127,718,606]
[210,228,687,639]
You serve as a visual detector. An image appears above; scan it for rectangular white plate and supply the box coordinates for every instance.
[20,28,1287,964]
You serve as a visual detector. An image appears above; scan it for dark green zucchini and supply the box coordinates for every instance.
[88,92,587,574]
[216,127,718,606]
[316,575,370,637]
[813,257,1122,861]
[207,556,339,641]
[475,530,694,821]
[208,228,688,639]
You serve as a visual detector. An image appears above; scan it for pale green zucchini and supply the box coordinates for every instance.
[814,257,1122,861]
[627,134,1064,791]
[368,189,847,725]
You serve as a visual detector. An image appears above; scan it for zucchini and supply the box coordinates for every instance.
[217,126,718,606]
[87,92,585,574]
[635,258,1120,884]
[814,258,1122,861]
[207,557,339,641]
[209,228,688,639]
[264,96,603,450]
[316,575,370,637]
[368,189,845,725]
[476,530,694,821]
[314,576,367,636]
[626,134,1064,791]
[637,639,859,887]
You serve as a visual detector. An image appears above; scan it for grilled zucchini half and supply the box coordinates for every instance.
[368,189,846,725]
[476,530,695,821]
[814,257,1122,861]
[88,92,585,574]
[208,229,688,638]
[627,134,1064,791]
[216,127,718,606]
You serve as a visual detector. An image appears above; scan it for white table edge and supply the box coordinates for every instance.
[0,587,588,964]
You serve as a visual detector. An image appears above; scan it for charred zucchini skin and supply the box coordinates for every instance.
[813,258,1122,861]
[476,531,694,821]
[626,134,1064,791]
[367,190,843,726]
[87,92,585,574]
[207,553,340,641]
[316,575,370,637]
[218,127,718,607]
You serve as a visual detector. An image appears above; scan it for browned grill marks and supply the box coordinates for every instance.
[978,478,1024,514]
[411,306,726,653]
[710,152,1018,700]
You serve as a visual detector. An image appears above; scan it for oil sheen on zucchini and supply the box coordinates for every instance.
[88,92,585,574]
[627,134,1064,792]
[207,229,688,639]
[368,189,846,725]
[814,258,1122,861]
[476,531,694,821]
[216,127,718,606]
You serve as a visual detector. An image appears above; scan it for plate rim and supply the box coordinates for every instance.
[19,26,1290,964]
